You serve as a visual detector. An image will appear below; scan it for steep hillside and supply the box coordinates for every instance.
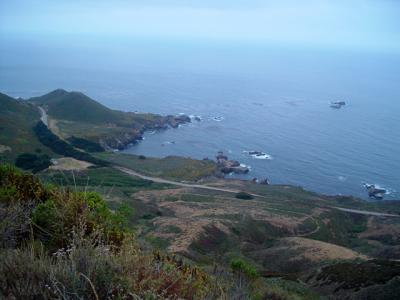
[0,93,53,162]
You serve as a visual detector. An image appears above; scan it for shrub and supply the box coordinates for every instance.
[31,199,57,230]
[230,258,259,280]
[0,164,129,249]
[0,164,49,204]
[67,136,105,152]
[235,192,254,200]
[15,153,51,173]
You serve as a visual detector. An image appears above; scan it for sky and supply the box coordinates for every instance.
[1,0,400,53]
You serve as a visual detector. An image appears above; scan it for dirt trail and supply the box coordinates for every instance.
[333,206,399,217]
[116,166,263,196]
[38,106,48,126]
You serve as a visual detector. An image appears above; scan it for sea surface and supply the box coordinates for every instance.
[1,37,399,200]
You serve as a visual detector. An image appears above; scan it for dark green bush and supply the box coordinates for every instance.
[230,258,259,279]
[15,153,51,173]
[67,136,105,152]
[235,192,254,200]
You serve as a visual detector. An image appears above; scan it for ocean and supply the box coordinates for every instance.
[1,37,399,200]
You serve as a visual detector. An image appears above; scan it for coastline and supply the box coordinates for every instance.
[121,133,398,202]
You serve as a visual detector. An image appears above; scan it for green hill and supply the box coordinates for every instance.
[0,93,53,162]
[28,89,190,149]
[29,89,122,124]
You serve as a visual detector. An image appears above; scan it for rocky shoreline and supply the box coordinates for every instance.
[100,114,191,150]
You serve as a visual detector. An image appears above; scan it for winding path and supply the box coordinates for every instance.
[116,166,262,196]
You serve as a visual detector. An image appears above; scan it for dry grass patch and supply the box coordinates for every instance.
[280,237,368,262]
[49,157,93,171]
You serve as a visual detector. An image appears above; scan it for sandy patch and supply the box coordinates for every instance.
[49,157,93,171]
[281,237,368,262]
[48,118,64,138]
[0,145,11,153]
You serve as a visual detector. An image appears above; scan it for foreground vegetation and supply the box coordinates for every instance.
[1,165,284,299]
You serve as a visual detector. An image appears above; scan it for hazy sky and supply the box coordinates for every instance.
[1,0,400,53]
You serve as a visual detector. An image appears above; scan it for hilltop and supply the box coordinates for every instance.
[29,89,123,123]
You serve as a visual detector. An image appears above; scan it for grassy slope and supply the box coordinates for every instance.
[29,89,121,124]
[0,92,54,162]
[96,152,217,181]
[29,89,163,127]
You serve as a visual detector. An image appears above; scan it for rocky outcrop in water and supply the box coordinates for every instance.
[216,151,249,174]
[165,115,191,128]
[330,101,346,109]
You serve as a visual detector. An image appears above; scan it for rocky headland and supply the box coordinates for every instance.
[100,114,191,150]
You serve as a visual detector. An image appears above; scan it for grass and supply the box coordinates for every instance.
[317,260,400,289]
[145,234,171,250]
[263,278,321,300]
[309,209,368,248]
[41,167,164,188]
[189,225,232,256]
[96,152,216,181]
[162,225,182,234]
[180,194,215,203]
[29,89,121,123]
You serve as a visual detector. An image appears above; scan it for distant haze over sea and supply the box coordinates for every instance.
[1,37,399,200]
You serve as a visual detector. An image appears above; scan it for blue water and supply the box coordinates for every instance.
[1,37,399,200]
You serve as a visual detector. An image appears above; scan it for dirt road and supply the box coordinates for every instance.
[116,166,262,196]
[333,206,399,217]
